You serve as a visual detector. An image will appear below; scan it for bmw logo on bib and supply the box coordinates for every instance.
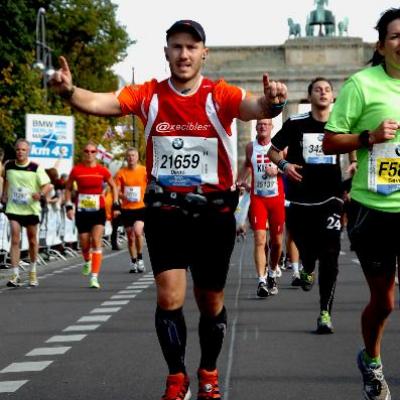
[172,138,184,150]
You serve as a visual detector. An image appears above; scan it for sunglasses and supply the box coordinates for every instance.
[84,149,97,154]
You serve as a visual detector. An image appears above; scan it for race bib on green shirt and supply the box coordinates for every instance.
[368,143,400,195]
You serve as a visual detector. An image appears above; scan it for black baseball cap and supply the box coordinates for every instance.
[166,20,206,43]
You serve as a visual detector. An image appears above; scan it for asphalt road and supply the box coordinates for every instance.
[0,234,399,400]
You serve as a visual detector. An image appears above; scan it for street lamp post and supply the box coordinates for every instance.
[131,67,137,148]
[33,7,55,102]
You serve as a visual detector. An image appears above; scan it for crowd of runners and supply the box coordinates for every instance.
[1,6,399,400]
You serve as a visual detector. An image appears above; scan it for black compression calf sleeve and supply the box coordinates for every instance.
[199,307,227,371]
[319,249,339,313]
[155,306,187,374]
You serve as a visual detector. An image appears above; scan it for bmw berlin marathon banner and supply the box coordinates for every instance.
[25,114,74,175]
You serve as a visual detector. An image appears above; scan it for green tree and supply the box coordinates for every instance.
[0,0,134,160]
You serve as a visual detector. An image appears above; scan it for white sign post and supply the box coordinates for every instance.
[25,114,74,175]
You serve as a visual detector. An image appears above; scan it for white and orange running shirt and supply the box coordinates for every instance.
[114,165,147,210]
[118,77,245,193]
[250,141,284,198]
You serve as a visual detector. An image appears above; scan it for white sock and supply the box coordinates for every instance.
[258,276,266,284]
[268,270,277,278]
[292,262,299,273]
[12,266,19,277]
[30,262,37,273]
[91,273,98,278]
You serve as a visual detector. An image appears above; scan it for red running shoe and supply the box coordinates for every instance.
[197,369,221,399]
[162,372,191,400]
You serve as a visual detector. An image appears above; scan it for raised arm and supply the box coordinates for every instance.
[239,73,288,121]
[49,56,122,117]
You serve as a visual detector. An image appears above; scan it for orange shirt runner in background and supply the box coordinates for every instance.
[114,165,147,210]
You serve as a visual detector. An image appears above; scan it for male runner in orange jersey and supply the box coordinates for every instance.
[114,147,147,273]
[49,20,287,400]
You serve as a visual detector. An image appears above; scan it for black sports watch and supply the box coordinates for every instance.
[358,130,371,148]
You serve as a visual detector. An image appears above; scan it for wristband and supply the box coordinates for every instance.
[60,85,76,100]
[358,130,371,148]
[112,202,121,211]
[65,202,74,212]
[277,159,289,172]
[271,100,287,110]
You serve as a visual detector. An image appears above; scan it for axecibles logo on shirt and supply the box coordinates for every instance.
[155,122,211,133]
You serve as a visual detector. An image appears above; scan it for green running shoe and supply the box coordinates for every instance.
[316,311,334,334]
[82,261,91,276]
[89,276,100,289]
[300,270,314,292]
[357,349,391,400]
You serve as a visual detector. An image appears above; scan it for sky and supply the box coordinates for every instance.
[111,0,400,85]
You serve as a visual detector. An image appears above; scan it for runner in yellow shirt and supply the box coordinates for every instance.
[2,139,51,287]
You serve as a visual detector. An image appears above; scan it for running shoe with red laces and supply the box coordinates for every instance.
[197,368,221,400]
[162,372,191,400]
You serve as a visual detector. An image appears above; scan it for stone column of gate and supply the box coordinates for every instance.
[285,101,298,118]
[236,119,252,170]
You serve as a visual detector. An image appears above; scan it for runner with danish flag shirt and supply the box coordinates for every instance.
[238,119,285,298]
[64,141,119,289]
[49,19,288,400]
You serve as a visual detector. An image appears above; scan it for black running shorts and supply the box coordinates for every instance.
[75,209,106,234]
[286,198,343,265]
[121,208,145,228]
[347,199,400,276]
[145,206,236,291]
[6,213,40,227]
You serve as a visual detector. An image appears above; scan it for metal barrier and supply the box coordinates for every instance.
[0,206,123,268]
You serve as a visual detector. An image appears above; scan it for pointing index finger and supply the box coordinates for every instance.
[263,73,270,88]
[59,56,70,73]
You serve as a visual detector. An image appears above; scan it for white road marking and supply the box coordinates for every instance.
[26,347,71,356]
[78,315,111,323]
[0,249,151,396]
[111,294,137,299]
[90,307,121,313]
[118,290,142,294]
[46,334,87,343]
[63,324,100,332]
[129,284,150,288]
[224,236,246,400]
[102,300,129,306]
[0,380,28,392]
[1,361,53,373]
